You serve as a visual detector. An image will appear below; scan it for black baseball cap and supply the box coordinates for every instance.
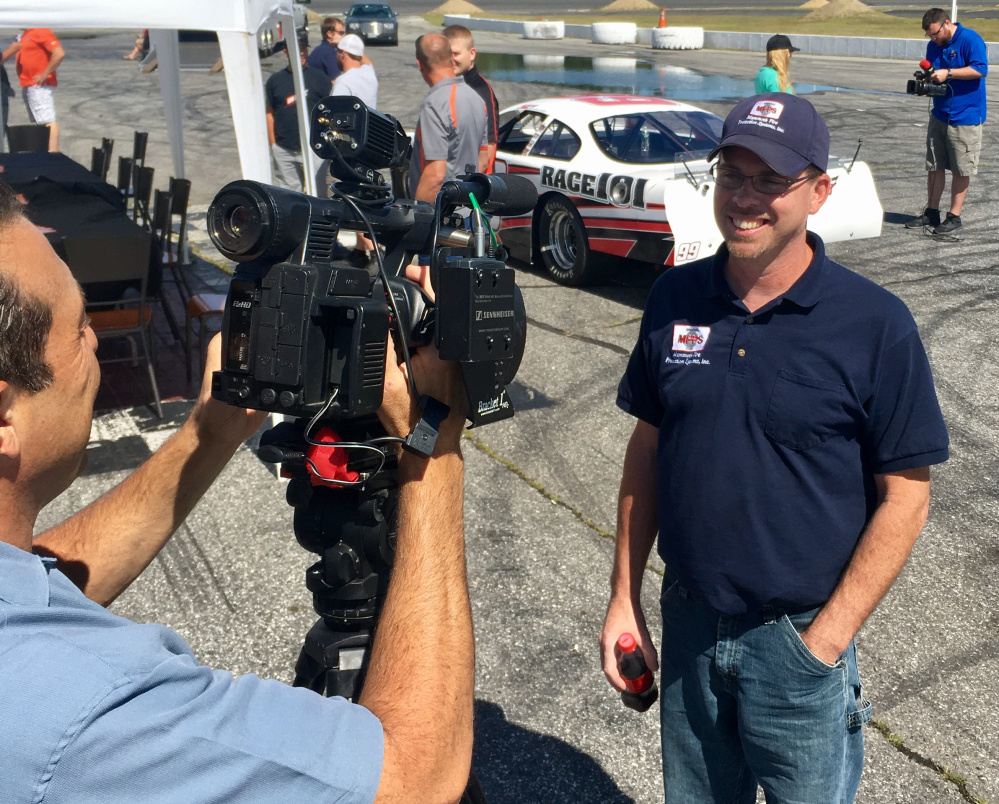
[766,34,800,52]
[708,93,830,175]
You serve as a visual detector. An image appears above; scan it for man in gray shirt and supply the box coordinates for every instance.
[408,33,487,203]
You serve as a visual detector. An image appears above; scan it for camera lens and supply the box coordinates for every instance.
[224,205,253,239]
[208,180,316,263]
[208,187,267,259]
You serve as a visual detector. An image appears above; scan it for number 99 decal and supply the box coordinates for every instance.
[674,241,701,262]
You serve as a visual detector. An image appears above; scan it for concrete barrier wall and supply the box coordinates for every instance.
[442,15,999,63]
[702,30,999,62]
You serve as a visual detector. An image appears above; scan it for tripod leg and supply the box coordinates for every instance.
[292,645,327,695]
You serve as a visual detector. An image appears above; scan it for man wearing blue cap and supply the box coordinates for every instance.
[601,94,949,802]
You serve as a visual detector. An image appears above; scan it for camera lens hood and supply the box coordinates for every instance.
[208,180,313,263]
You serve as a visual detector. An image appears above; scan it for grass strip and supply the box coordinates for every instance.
[869,719,989,804]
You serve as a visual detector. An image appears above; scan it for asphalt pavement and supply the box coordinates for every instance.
[12,17,999,804]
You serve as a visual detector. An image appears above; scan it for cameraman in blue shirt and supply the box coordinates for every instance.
[905,7,987,235]
[0,181,474,804]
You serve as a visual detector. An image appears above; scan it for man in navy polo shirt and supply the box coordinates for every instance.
[601,94,948,802]
[905,8,987,235]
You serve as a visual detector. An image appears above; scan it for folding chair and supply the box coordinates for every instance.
[90,146,110,180]
[117,156,134,201]
[101,136,114,164]
[150,188,182,344]
[132,165,155,229]
[7,124,50,153]
[168,176,191,261]
[153,178,225,383]
[132,130,149,167]
[64,233,163,418]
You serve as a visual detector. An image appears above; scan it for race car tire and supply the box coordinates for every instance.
[523,21,564,39]
[651,27,704,50]
[591,22,637,45]
[536,195,597,286]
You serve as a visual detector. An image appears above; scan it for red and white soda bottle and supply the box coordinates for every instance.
[616,633,659,713]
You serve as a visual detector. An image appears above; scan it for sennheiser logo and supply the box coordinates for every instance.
[475,310,514,321]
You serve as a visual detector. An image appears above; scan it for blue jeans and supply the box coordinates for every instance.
[659,577,871,803]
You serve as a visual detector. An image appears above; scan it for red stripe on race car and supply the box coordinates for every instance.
[588,238,637,257]
[581,217,671,233]
[499,217,533,229]
[507,166,539,175]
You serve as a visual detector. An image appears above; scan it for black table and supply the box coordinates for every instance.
[0,152,154,301]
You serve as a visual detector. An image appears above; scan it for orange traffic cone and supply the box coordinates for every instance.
[658,7,667,27]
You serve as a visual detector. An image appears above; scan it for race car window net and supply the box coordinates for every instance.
[592,111,723,165]
[497,110,549,155]
[529,122,581,161]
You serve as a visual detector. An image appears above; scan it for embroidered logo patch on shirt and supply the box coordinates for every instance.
[284,94,297,106]
[672,324,710,353]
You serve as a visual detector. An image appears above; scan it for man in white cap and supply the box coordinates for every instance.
[330,32,379,266]
[332,33,377,109]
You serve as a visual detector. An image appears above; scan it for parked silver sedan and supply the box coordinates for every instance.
[344,3,398,46]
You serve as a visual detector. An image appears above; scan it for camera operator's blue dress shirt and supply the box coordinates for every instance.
[0,541,383,804]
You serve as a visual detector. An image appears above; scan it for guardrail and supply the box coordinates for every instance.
[442,14,999,63]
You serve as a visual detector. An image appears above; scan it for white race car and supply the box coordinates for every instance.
[493,94,883,285]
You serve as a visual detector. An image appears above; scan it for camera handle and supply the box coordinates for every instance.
[262,417,487,804]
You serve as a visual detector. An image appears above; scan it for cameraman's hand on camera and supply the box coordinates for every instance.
[188,333,268,448]
[378,264,468,456]
[930,68,949,83]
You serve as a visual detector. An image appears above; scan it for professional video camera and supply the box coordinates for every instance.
[907,59,949,97]
[208,96,538,433]
[208,97,529,804]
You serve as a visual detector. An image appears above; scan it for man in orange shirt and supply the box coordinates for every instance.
[2,29,65,152]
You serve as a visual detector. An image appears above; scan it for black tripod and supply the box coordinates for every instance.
[260,417,487,803]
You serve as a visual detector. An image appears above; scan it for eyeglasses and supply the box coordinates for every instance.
[333,28,345,35]
[925,24,945,37]
[710,165,811,195]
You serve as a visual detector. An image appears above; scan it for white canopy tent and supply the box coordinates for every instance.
[0,0,319,194]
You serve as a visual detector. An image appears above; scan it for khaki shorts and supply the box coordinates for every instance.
[926,115,982,177]
[22,85,55,125]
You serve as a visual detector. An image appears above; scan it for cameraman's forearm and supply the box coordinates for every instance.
[34,419,245,606]
[360,448,474,804]
[950,66,984,80]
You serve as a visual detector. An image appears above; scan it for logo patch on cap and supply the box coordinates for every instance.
[672,325,710,353]
[748,100,784,121]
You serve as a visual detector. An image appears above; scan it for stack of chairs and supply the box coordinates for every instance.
[150,177,225,381]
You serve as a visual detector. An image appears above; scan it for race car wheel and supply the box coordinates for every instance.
[536,196,595,286]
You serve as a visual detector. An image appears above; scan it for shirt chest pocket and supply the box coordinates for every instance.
[765,370,862,451]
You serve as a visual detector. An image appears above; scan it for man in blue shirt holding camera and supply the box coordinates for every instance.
[905,7,987,235]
